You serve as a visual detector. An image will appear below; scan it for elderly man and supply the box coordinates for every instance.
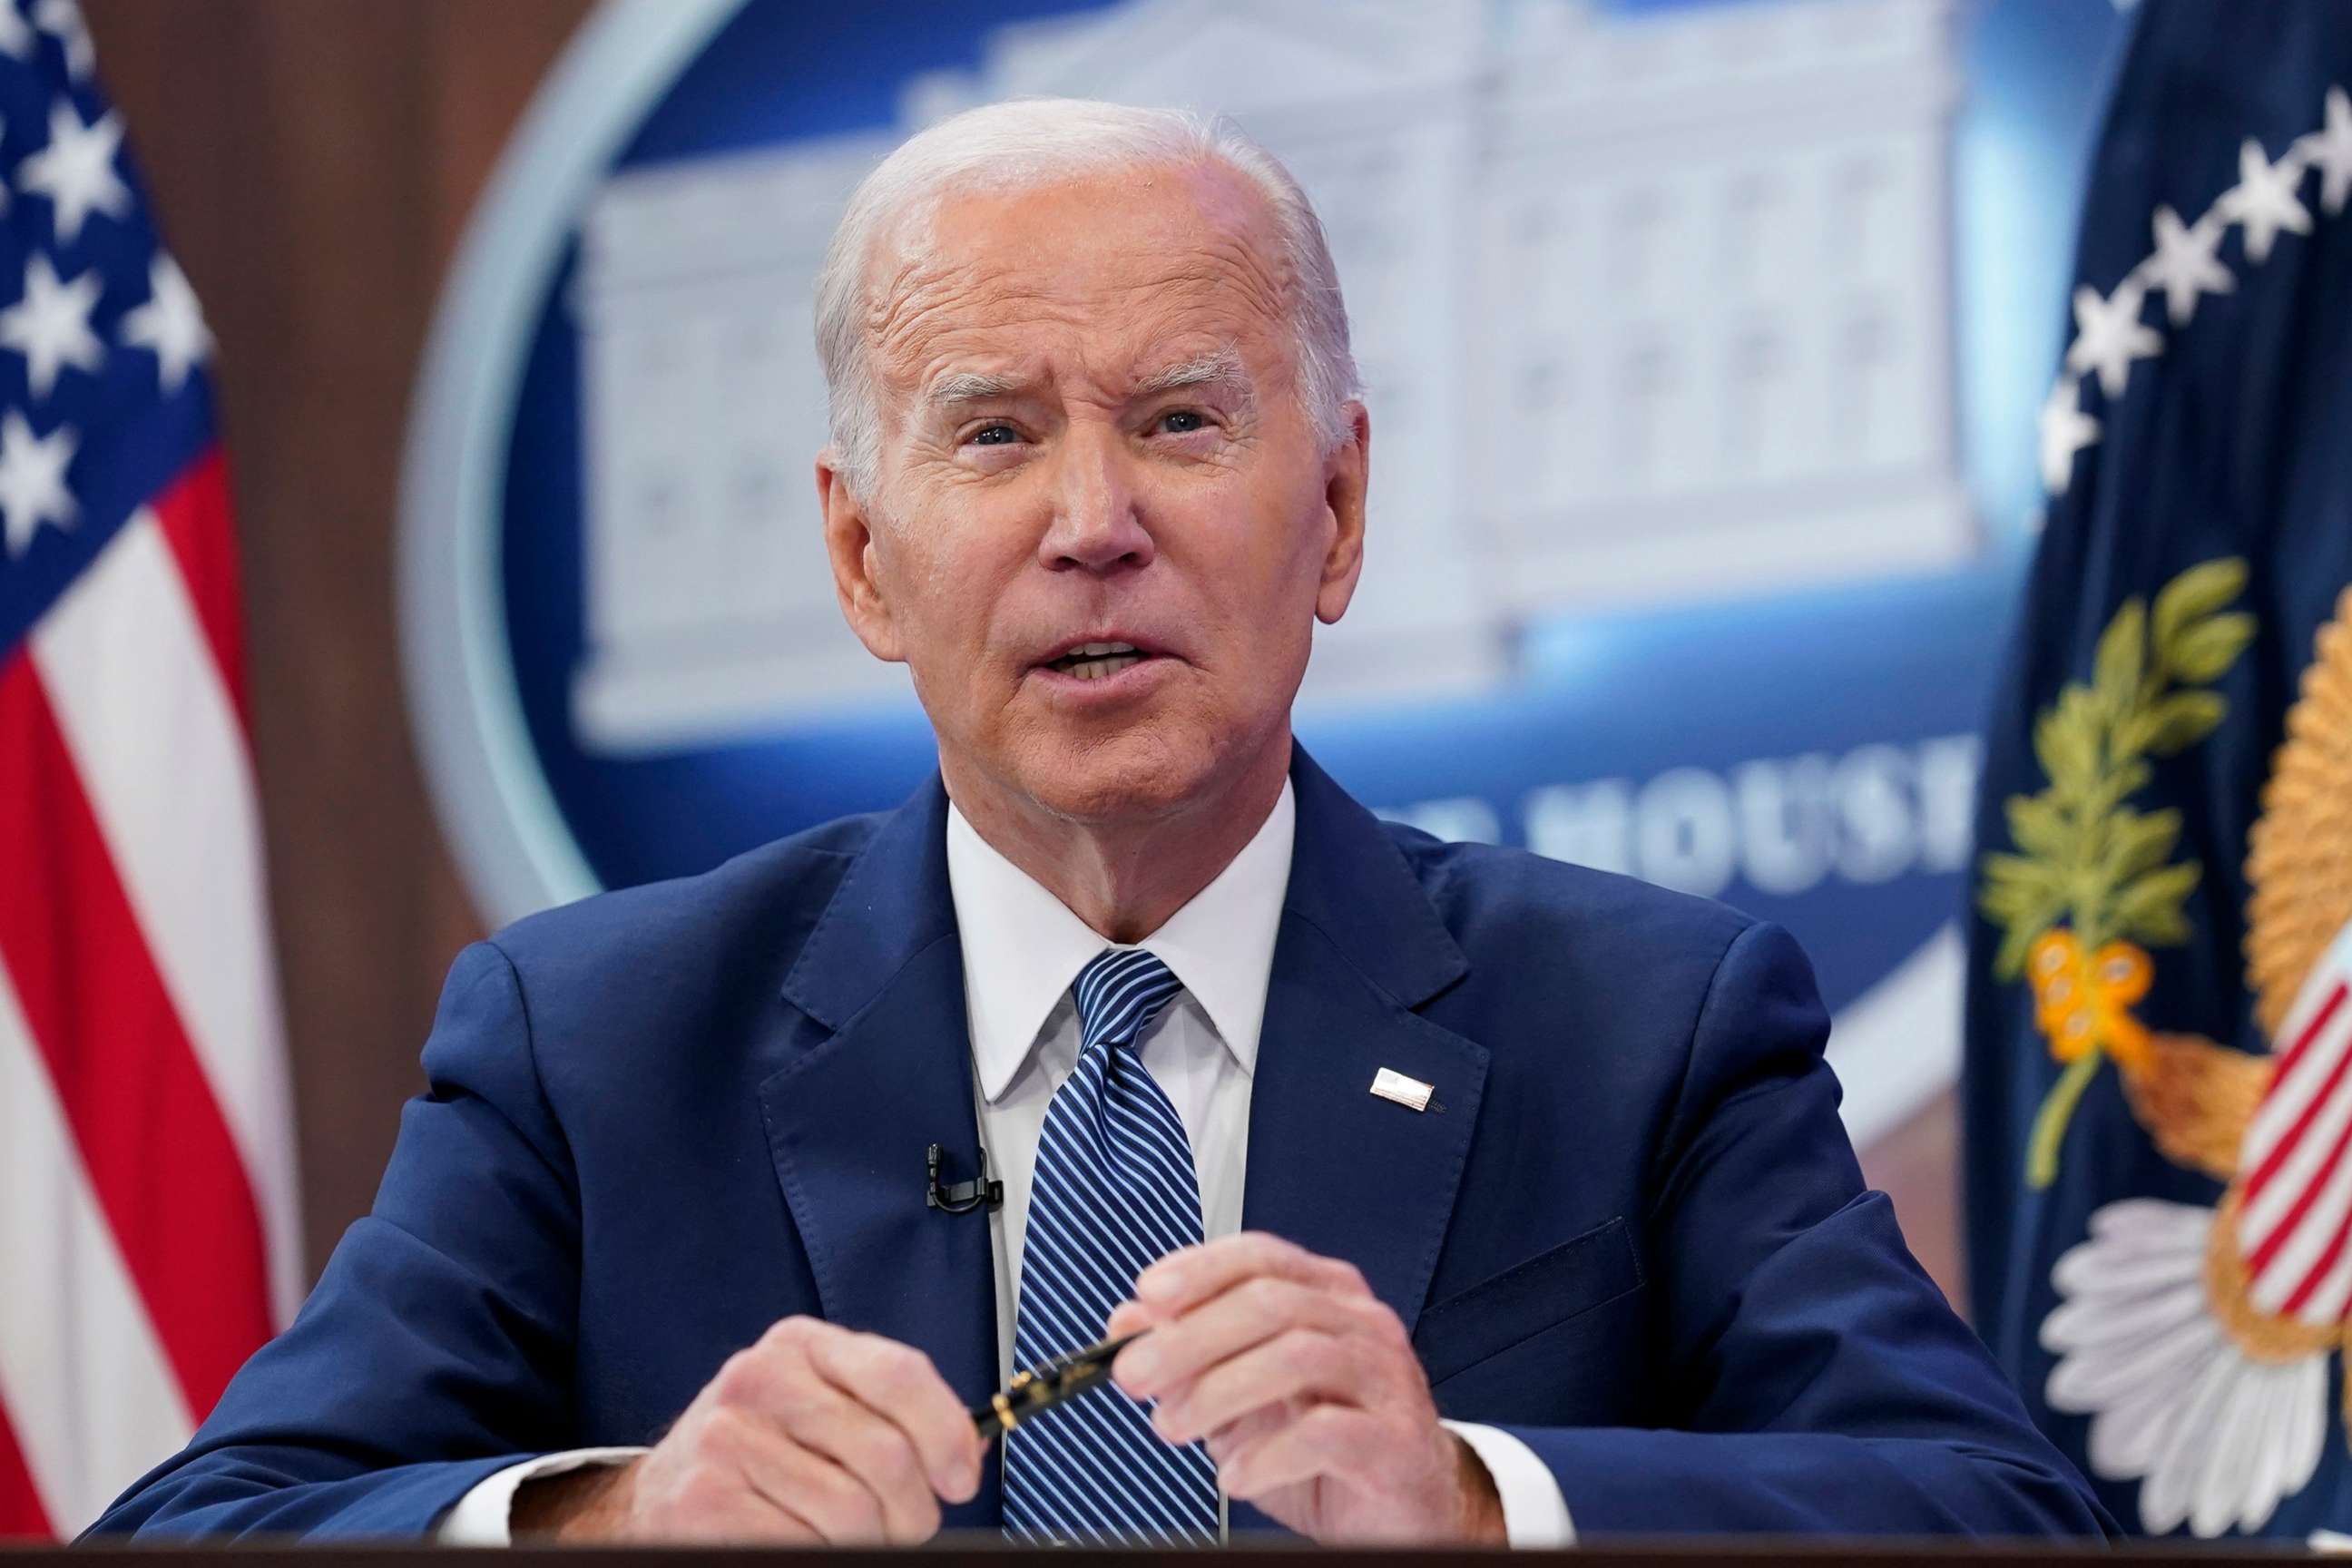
[93,100,2106,1546]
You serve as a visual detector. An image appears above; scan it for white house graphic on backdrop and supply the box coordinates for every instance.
[569,0,1965,753]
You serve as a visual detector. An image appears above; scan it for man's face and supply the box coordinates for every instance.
[819,162,1367,826]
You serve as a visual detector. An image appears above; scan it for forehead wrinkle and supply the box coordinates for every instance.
[864,166,1306,406]
[884,283,1275,413]
[906,335,1254,425]
[863,240,1038,381]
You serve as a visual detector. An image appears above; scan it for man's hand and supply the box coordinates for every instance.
[513,1317,983,1544]
[1106,1233,1506,1544]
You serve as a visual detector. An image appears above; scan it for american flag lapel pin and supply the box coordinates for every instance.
[1369,1067,1434,1112]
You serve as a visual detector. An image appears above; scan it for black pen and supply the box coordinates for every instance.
[970,1330,1147,1445]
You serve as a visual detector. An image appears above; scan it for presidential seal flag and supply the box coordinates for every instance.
[1965,0,2352,1541]
[0,1,299,1541]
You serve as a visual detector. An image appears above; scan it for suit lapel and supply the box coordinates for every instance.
[759,778,1004,1528]
[755,756,1488,1536]
[1231,752,1489,1538]
[1241,923,1489,1332]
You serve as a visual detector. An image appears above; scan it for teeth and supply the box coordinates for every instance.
[1069,653,1146,681]
[1073,641,1136,656]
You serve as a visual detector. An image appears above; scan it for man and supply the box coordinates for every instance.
[93,99,2108,1545]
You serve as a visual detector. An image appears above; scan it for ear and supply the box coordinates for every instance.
[1314,401,1370,625]
[818,453,906,663]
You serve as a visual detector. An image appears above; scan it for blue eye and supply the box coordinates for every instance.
[1158,409,1207,435]
[970,424,1018,446]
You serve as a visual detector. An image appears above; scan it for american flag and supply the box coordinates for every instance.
[0,0,299,1540]
[2234,945,2352,1325]
[1965,0,2352,1535]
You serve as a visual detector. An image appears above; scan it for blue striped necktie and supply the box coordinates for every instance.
[1002,947,1220,1544]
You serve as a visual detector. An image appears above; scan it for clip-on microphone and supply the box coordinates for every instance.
[926,1142,1003,1214]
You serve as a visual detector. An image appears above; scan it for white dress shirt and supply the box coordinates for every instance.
[440,779,1570,1545]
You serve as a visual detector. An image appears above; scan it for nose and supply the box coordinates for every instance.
[1035,424,1154,575]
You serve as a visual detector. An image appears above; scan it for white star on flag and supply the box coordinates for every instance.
[2303,84,2352,218]
[0,407,75,557]
[31,0,90,79]
[2064,280,2161,398]
[122,252,211,393]
[2142,205,2233,326]
[0,2,33,60]
[0,250,102,398]
[0,0,304,1545]
[2218,137,2312,263]
[15,96,128,244]
[2039,377,2101,495]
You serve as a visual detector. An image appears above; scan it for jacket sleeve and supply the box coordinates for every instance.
[1495,920,2117,1538]
[83,941,586,1540]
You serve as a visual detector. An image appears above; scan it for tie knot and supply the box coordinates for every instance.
[1073,948,1183,1054]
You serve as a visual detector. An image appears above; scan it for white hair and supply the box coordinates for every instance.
[812,98,1361,496]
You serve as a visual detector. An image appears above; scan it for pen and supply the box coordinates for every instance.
[970,1330,1147,1444]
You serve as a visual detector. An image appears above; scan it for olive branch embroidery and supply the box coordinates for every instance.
[1977,557,2257,1188]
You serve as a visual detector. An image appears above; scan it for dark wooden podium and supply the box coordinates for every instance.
[15,1543,2267,1563]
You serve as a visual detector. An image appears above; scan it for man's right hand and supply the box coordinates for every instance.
[512,1317,985,1544]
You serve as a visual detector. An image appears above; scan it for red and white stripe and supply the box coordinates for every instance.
[2234,921,2352,1326]
[0,454,299,1537]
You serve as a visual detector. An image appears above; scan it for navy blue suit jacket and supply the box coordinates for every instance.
[92,751,2110,1540]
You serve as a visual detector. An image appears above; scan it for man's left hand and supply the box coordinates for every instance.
[1105,1232,1505,1544]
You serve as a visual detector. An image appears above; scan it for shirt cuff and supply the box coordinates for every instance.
[435,1446,649,1544]
[1444,1420,1575,1548]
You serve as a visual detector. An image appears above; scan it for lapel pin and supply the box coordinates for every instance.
[1370,1067,1434,1112]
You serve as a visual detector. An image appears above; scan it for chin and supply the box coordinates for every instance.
[1016,727,1220,824]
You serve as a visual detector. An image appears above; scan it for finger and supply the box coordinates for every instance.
[1152,1326,1369,1446]
[1203,1395,1306,1471]
[731,1426,895,1544]
[768,1384,944,1544]
[627,1446,823,1544]
[1114,1274,1362,1401]
[652,1484,822,1544]
[803,1328,984,1504]
[753,1339,956,1541]
[1133,1232,1370,1318]
[720,1325,946,1542]
[1219,1404,1377,1501]
[680,1409,828,1543]
[1105,1299,1154,1339]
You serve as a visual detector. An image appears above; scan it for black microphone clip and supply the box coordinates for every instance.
[926,1142,1003,1215]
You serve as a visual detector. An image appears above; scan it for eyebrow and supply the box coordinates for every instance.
[1132,348,1254,405]
[920,350,1257,415]
[925,369,1025,410]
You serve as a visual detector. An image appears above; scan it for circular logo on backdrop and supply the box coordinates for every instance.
[399,0,2128,1149]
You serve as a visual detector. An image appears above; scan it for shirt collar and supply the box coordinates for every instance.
[946,779,1296,1104]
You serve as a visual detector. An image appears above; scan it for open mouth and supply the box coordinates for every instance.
[1041,641,1156,681]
